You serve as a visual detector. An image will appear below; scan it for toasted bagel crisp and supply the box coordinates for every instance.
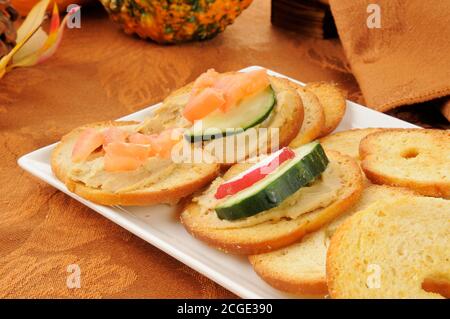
[266,77,304,151]
[249,185,418,297]
[145,74,304,162]
[289,85,325,148]
[180,151,363,255]
[51,121,220,206]
[320,128,384,161]
[305,82,346,137]
[327,196,450,299]
[360,129,450,198]
[320,128,386,187]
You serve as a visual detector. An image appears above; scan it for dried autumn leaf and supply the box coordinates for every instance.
[16,0,50,42]
[32,3,78,65]
[12,27,47,63]
[10,2,59,67]
[0,22,41,77]
[0,0,79,78]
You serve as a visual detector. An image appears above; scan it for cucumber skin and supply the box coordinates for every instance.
[215,144,329,221]
[185,87,276,143]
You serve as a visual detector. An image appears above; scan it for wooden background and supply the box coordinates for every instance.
[0,1,441,298]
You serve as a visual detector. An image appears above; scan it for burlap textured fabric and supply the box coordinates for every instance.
[330,0,450,111]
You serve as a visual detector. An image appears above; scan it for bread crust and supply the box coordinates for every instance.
[262,76,304,150]
[360,129,450,198]
[159,75,304,158]
[181,151,364,255]
[305,82,346,137]
[326,196,450,298]
[249,185,418,297]
[249,258,329,296]
[422,278,450,298]
[325,202,357,299]
[51,121,220,206]
[64,168,220,206]
[289,84,325,148]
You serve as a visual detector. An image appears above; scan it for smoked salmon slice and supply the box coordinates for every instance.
[183,88,225,122]
[103,128,184,171]
[216,69,270,112]
[72,125,184,171]
[103,127,128,146]
[183,69,270,121]
[129,133,161,157]
[103,142,151,172]
[129,128,183,158]
[71,128,104,163]
[139,128,184,158]
[242,69,270,96]
[128,133,154,145]
[104,154,144,172]
[156,128,184,158]
[191,68,220,96]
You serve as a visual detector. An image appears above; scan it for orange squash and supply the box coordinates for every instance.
[99,0,253,44]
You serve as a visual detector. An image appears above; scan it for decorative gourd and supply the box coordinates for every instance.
[100,0,253,44]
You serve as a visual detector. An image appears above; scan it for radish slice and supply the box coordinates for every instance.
[215,147,295,199]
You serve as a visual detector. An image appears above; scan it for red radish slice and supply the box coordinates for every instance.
[103,127,128,146]
[71,128,104,163]
[215,147,295,199]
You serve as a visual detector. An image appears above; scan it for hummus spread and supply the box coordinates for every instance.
[69,157,176,193]
[68,124,177,193]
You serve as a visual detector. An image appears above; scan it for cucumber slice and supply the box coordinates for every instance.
[215,142,329,220]
[186,86,276,142]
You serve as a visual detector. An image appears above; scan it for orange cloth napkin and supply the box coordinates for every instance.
[329,0,450,112]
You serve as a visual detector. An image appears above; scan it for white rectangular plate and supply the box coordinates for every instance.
[18,66,418,298]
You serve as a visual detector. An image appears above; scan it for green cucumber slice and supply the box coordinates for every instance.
[215,142,329,220]
[186,86,276,142]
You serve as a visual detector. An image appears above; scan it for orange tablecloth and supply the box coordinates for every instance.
[0,1,361,298]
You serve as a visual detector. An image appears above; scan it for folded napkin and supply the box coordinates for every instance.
[329,0,450,112]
